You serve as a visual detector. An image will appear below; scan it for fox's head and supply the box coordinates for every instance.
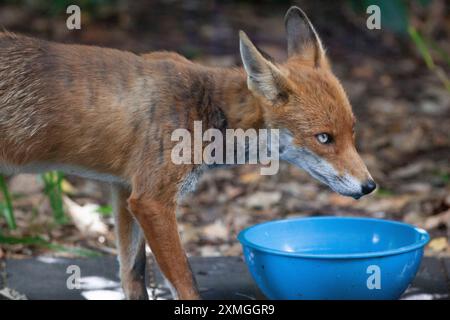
[239,6,375,199]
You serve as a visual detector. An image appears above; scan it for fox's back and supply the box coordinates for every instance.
[0,32,149,131]
[0,32,235,180]
[0,33,159,176]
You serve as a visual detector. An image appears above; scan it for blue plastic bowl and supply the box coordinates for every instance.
[238,216,429,300]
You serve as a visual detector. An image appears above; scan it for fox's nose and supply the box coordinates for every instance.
[361,179,376,195]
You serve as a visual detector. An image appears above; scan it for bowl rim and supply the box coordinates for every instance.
[237,216,430,259]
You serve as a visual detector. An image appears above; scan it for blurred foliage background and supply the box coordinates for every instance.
[0,0,449,258]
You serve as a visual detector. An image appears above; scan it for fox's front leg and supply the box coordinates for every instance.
[127,177,200,300]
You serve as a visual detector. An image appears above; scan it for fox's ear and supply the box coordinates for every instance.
[284,6,325,66]
[239,30,289,105]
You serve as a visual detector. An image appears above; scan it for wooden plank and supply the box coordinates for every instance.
[401,256,450,300]
[1,256,449,300]
[150,256,266,300]
[4,256,122,300]
[0,260,6,299]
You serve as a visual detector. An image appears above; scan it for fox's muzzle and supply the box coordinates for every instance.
[278,130,376,199]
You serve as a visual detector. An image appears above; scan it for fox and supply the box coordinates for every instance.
[0,6,376,300]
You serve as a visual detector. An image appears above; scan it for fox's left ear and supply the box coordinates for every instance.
[285,6,325,66]
[239,30,290,105]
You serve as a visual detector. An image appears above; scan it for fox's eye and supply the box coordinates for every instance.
[316,133,332,144]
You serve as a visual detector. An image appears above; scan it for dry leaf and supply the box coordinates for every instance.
[61,179,76,194]
[424,209,450,230]
[63,196,108,237]
[245,191,281,209]
[239,172,261,184]
[328,193,357,207]
[202,220,228,241]
[428,237,448,252]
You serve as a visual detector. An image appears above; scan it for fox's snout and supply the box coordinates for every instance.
[341,177,376,200]
[312,162,376,200]
[333,148,376,199]
[315,163,376,200]
[279,129,376,199]
[321,154,376,200]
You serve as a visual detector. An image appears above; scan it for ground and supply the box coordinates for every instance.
[1,256,449,300]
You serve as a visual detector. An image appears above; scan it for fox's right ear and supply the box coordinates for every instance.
[285,6,325,66]
[239,30,289,105]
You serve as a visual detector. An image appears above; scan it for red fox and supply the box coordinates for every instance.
[0,6,375,299]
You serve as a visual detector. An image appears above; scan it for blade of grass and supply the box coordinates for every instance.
[428,39,450,67]
[0,234,102,257]
[42,171,67,224]
[0,174,16,230]
[409,26,450,92]
[408,26,435,69]
[435,68,450,93]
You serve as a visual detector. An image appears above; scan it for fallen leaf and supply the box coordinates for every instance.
[424,209,450,230]
[244,191,282,209]
[329,194,357,207]
[61,179,76,194]
[404,211,426,226]
[0,288,27,300]
[224,185,244,200]
[63,196,108,237]
[200,245,221,257]
[223,243,242,256]
[363,195,412,213]
[202,220,228,241]
[428,237,448,252]
[391,161,433,179]
[239,172,262,184]
[180,223,200,243]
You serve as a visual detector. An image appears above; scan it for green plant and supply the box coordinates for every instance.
[376,187,394,197]
[408,26,450,92]
[0,174,16,230]
[96,205,113,217]
[41,171,67,224]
